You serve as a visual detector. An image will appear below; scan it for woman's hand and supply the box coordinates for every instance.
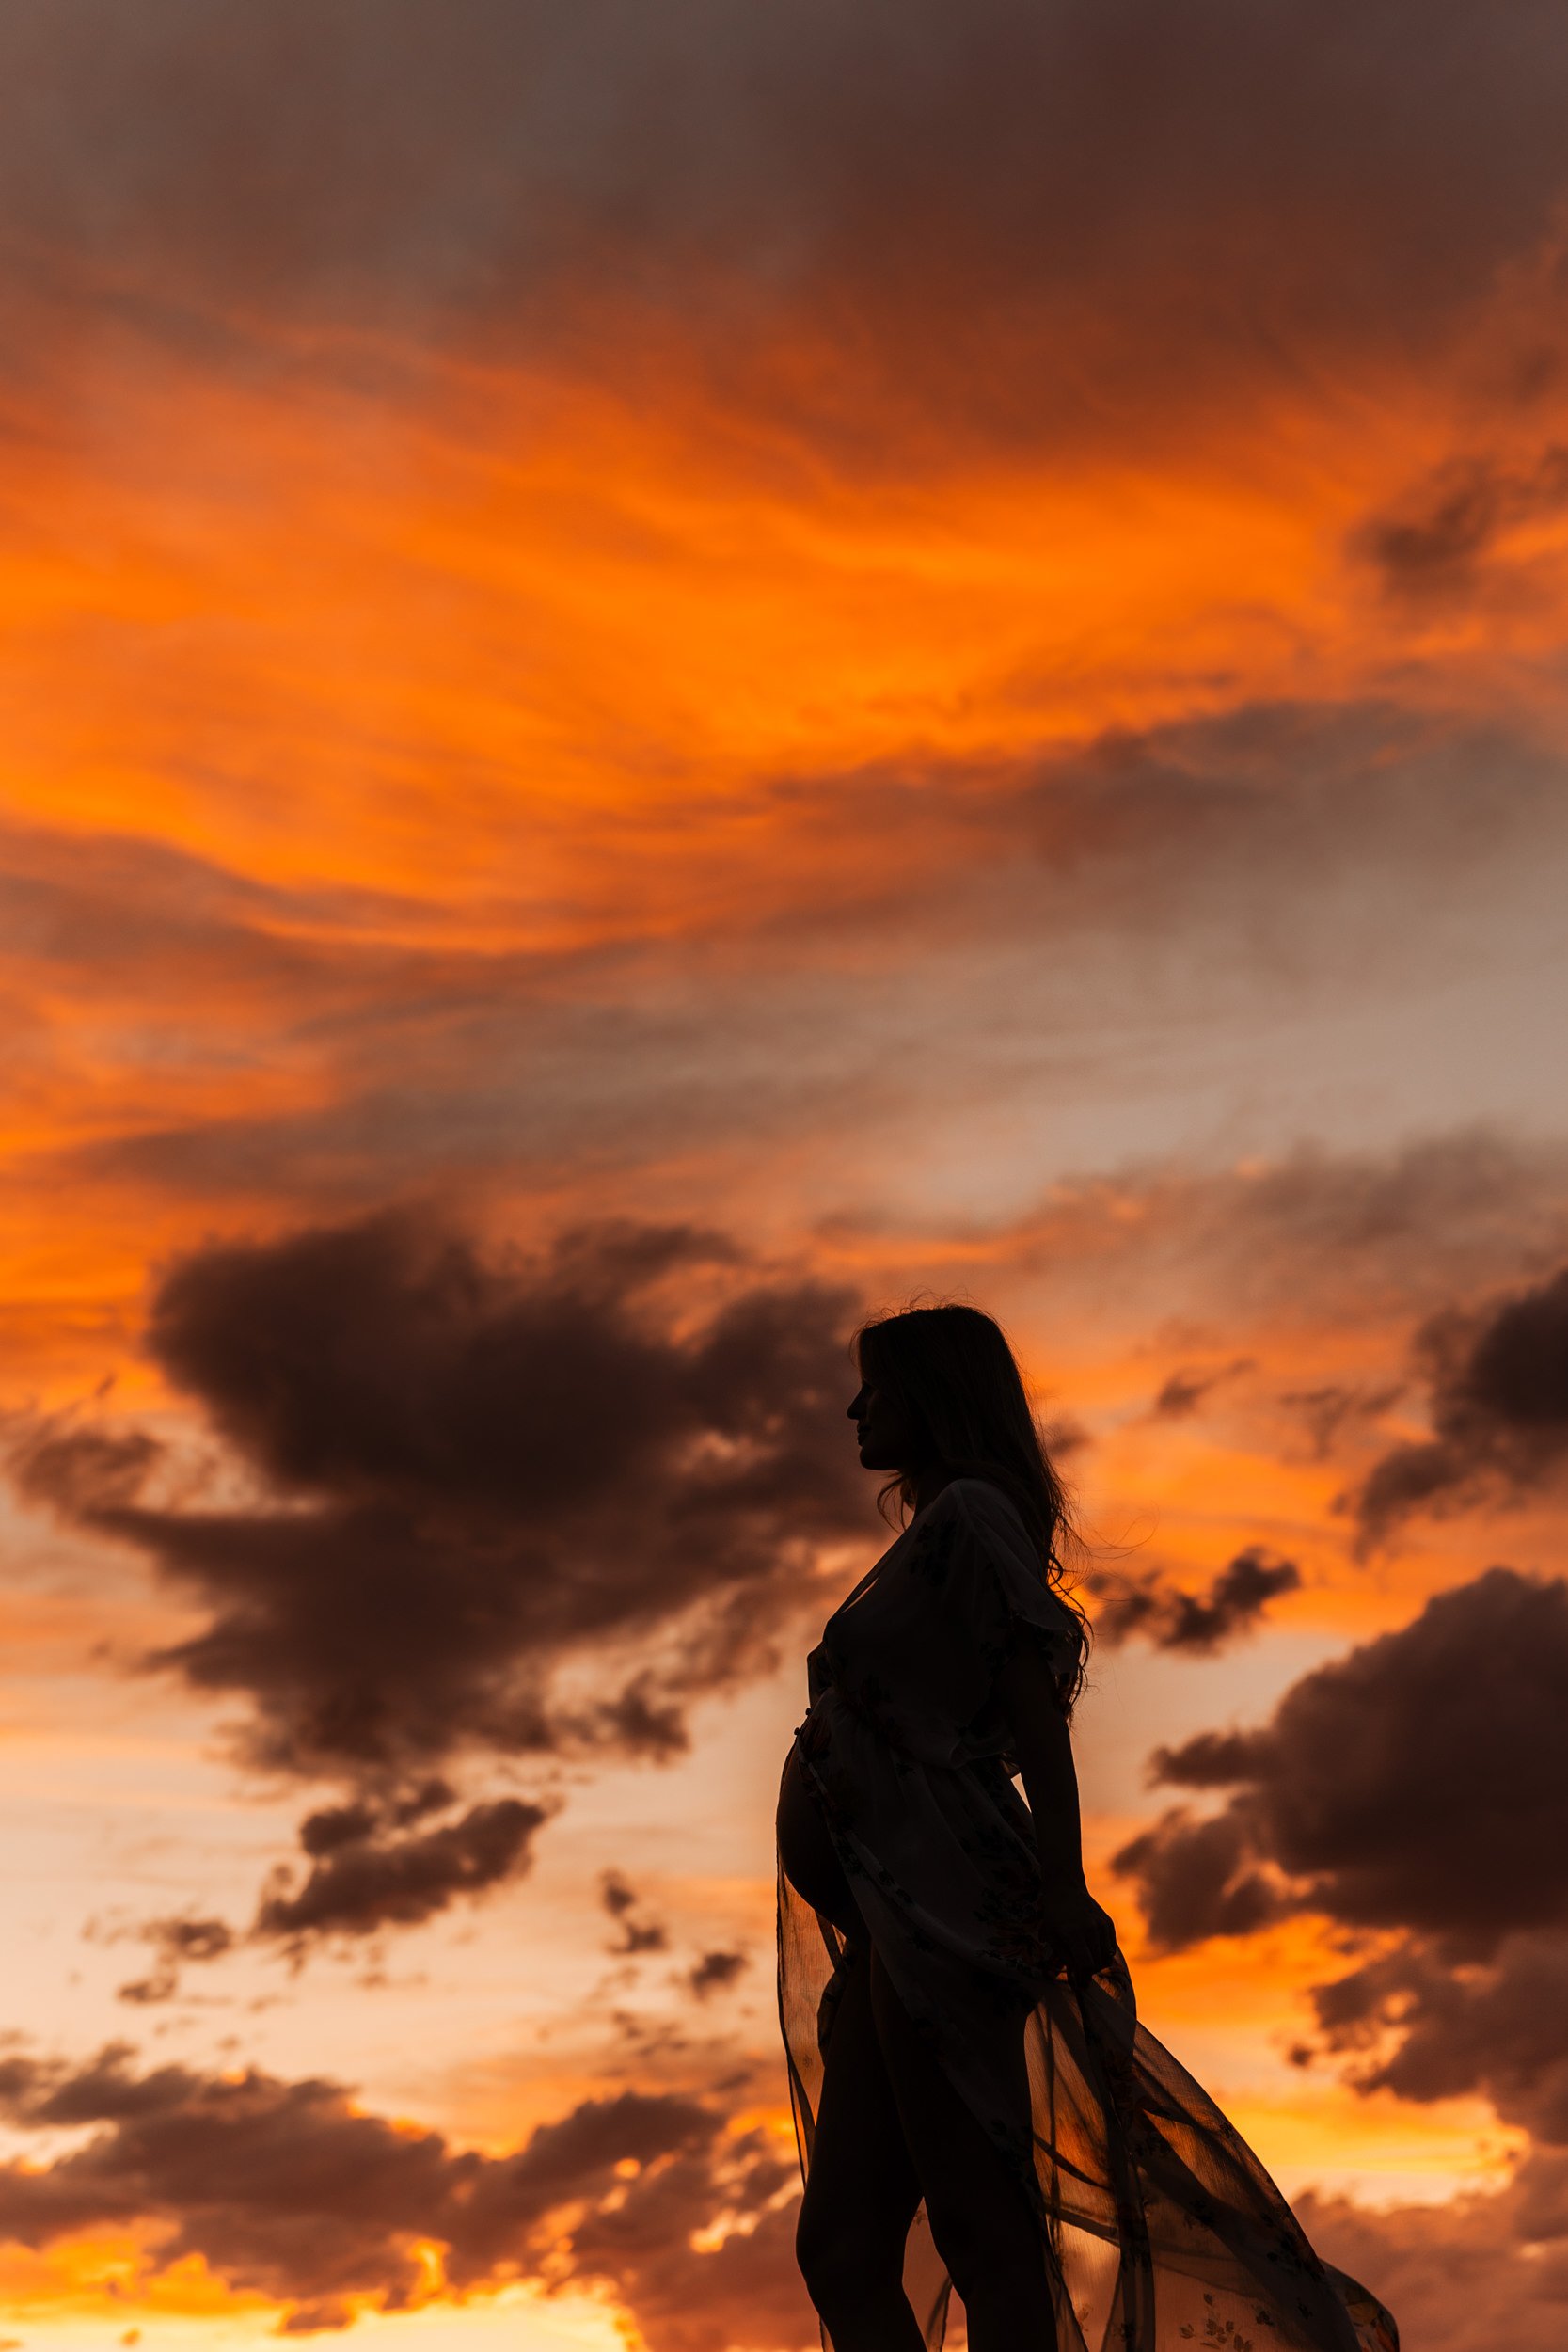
[1043,1881,1117,1980]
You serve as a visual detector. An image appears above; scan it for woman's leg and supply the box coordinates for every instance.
[796,1940,927,2352]
[867,1947,1057,2352]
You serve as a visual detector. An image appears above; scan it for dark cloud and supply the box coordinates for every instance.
[115,1915,236,2006]
[1107,1808,1284,1950]
[0,2044,483,2315]
[4,2,1568,459]
[256,1797,551,1945]
[1095,1548,1300,1655]
[111,1782,540,1991]
[0,2043,800,2344]
[443,2082,731,2290]
[1113,1564,1568,2243]
[1114,1566,1568,1951]
[1305,1929,1568,2146]
[1349,1263,1568,1544]
[1277,1382,1404,1462]
[1152,1359,1253,1418]
[1151,1371,1212,1418]
[688,1949,749,2001]
[9,1210,864,1781]
[1038,1412,1093,1460]
[1292,2168,1568,2352]
[14,1422,163,1516]
[1354,445,1568,599]
[562,2129,804,2352]
[600,1869,670,1957]
[301,1777,453,1847]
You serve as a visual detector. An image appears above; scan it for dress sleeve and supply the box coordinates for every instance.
[906,1479,1084,1756]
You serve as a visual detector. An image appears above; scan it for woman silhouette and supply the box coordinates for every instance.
[776,1304,1398,2352]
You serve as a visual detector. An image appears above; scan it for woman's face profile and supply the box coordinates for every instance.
[847,1377,925,1474]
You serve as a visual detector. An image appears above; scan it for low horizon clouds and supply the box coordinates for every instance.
[0,2042,800,2349]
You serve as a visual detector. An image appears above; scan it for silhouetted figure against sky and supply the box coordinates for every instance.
[776,1304,1399,2352]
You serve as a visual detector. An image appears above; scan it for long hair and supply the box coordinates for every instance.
[854,1301,1088,1709]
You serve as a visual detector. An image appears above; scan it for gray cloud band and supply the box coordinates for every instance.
[0,2043,798,2345]
[4,0,1568,459]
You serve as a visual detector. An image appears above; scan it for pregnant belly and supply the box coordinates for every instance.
[776,1738,862,1936]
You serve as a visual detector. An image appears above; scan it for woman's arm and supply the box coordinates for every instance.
[996,1632,1117,1980]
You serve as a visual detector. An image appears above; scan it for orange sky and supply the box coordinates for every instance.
[2,8,1567,2351]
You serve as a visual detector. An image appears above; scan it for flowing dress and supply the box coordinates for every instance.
[775,1477,1399,2352]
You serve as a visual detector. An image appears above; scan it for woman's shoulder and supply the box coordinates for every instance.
[933,1474,1029,1532]
[922,1475,1039,1562]
[932,1479,1083,1627]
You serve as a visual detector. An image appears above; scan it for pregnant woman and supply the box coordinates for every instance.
[776,1303,1398,2352]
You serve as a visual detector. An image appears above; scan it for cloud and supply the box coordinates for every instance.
[107,1784,548,1991]
[7,705,1568,1272]
[922,1123,1568,1341]
[1293,2168,1568,2352]
[1354,444,1568,600]
[687,1949,749,2001]
[1277,1382,1404,1462]
[0,2042,802,2345]
[559,2133,804,2352]
[1151,1359,1255,1418]
[114,1915,237,2006]
[0,2045,488,2315]
[255,1797,552,1945]
[1106,1808,1284,1950]
[600,1870,669,1957]
[999,699,1568,959]
[1305,1928,1568,2146]
[595,1877,752,2004]
[1095,1547,1300,1654]
[9,1210,865,1782]
[1348,1263,1568,1543]
[1115,1565,1568,1952]
[1111,1563,1568,2324]
[6,0,1568,465]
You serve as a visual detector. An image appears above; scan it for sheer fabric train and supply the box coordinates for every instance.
[775,1478,1399,2352]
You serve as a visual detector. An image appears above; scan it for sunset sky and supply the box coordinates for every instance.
[2,8,1568,2351]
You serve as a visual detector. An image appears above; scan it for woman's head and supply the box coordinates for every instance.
[849,1300,1085,1695]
